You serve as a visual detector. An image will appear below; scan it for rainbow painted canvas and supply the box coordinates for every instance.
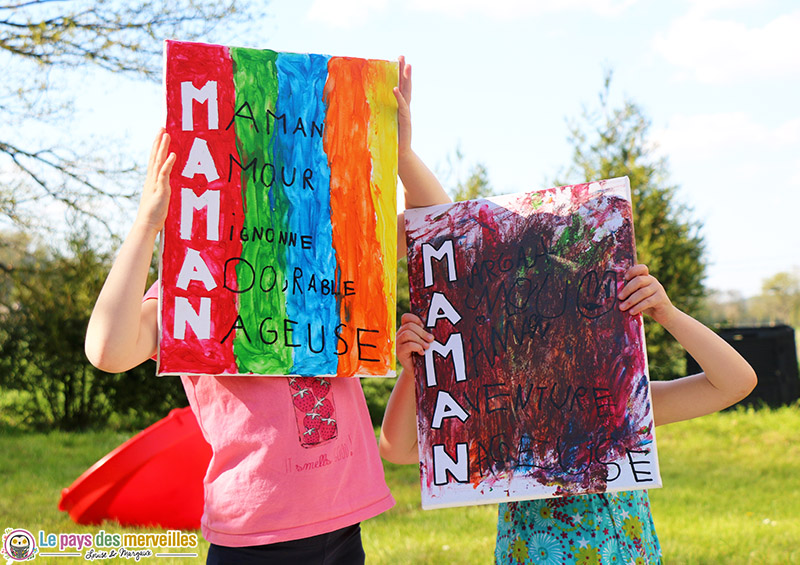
[405,177,661,509]
[158,40,398,377]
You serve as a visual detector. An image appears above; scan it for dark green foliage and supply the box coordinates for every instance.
[0,230,185,431]
[362,376,397,427]
[556,72,706,380]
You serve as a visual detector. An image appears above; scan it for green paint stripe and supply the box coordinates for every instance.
[230,48,292,374]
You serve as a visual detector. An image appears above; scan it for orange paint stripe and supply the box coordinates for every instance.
[324,58,391,376]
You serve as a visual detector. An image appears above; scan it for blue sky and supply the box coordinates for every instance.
[82,0,799,297]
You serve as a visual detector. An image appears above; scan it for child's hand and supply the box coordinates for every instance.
[136,129,176,233]
[618,264,677,326]
[396,312,433,372]
[394,55,412,162]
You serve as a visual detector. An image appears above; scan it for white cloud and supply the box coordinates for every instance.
[682,0,764,17]
[307,0,389,28]
[407,0,638,19]
[653,10,800,83]
[655,113,799,160]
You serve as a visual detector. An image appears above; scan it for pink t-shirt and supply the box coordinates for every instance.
[144,284,394,546]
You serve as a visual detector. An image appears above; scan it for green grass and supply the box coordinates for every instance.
[648,405,800,564]
[1,406,798,564]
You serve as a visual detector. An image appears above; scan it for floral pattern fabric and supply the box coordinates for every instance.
[495,490,661,564]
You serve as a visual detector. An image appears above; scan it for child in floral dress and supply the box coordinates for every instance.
[381,264,756,564]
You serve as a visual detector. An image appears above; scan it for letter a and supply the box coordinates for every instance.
[182,138,220,182]
[176,248,217,291]
[431,391,470,429]
[426,292,462,327]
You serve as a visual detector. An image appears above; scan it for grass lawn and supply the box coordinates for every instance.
[1,406,798,564]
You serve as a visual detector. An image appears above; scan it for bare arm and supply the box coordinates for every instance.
[85,130,175,373]
[380,313,434,464]
[394,56,450,258]
[618,264,757,426]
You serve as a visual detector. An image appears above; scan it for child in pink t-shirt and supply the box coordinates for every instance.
[86,57,449,564]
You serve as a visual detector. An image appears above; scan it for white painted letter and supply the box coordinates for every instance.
[431,391,470,429]
[426,292,462,327]
[181,81,219,131]
[174,297,211,340]
[176,248,217,291]
[433,443,469,485]
[422,239,457,288]
[424,333,466,387]
[182,138,220,182]
[180,188,220,241]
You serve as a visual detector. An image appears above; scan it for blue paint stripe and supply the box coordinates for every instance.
[276,53,338,375]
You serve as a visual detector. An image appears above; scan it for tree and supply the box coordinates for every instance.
[0,229,186,430]
[556,72,706,380]
[1,0,265,231]
[750,270,800,327]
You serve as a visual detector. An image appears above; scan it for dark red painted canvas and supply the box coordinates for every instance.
[405,177,661,509]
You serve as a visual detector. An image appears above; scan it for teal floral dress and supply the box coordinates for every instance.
[495,490,661,564]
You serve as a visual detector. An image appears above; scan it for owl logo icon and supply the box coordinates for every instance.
[1,528,37,562]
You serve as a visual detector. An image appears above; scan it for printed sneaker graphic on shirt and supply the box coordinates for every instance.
[289,377,338,447]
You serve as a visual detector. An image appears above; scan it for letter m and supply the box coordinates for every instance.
[180,188,220,241]
[422,239,457,288]
[181,81,219,131]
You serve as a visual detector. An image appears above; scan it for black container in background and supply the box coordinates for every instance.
[685,325,800,407]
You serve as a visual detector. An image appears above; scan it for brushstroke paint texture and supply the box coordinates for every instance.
[324,58,393,376]
[364,62,398,365]
[161,40,239,374]
[405,179,659,508]
[160,42,397,377]
[229,47,291,374]
[277,53,338,376]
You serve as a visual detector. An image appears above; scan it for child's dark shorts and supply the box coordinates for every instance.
[206,523,365,565]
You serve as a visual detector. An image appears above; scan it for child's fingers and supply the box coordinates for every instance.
[155,132,172,168]
[624,263,649,281]
[618,275,646,301]
[396,55,412,104]
[160,152,177,176]
[393,86,410,114]
[625,293,662,316]
[148,128,165,172]
[401,62,412,104]
[400,312,424,326]
[619,284,658,312]
[397,325,433,348]
[398,323,434,345]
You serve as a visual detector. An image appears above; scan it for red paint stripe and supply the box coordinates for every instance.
[161,41,241,374]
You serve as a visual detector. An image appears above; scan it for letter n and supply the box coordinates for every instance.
[432,443,469,485]
[181,81,219,131]
[173,297,211,340]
